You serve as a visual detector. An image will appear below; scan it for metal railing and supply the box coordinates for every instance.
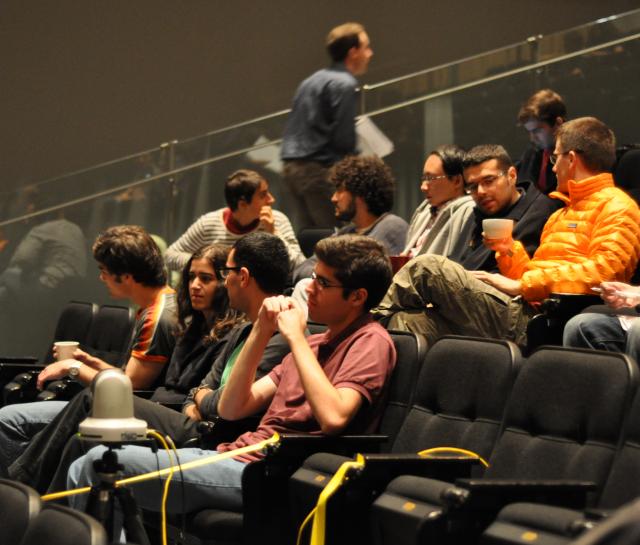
[1,8,639,355]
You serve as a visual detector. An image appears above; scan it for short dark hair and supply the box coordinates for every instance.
[315,235,391,311]
[326,22,365,62]
[462,145,513,173]
[556,117,616,172]
[177,244,241,343]
[224,169,265,211]
[93,225,166,287]
[330,155,395,216]
[429,144,466,177]
[233,232,289,295]
[517,89,567,126]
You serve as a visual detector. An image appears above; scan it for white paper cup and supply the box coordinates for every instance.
[54,341,79,361]
[482,219,514,239]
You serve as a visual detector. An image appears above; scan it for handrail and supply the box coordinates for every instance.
[0,137,283,229]
[3,7,640,223]
[363,30,640,119]
[179,109,290,143]
[362,9,636,91]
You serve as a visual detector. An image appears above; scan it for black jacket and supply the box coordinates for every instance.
[448,181,562,273]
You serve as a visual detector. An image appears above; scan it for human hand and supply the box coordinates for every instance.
[276,300,307,342]
[470,270,522,297]
[599,281,640,309]
[256,295,295,335]
[259,206,275,233]
[482,233,514,254]
[37,360,73,390]
[184,404,203,421]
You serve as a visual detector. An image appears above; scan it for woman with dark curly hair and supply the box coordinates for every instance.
[152,243,245,404]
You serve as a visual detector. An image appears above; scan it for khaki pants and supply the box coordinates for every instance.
[374,255,533,347]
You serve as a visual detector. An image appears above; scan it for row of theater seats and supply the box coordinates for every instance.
[290,338,640,545]
[164,334,640,545]
[0,478,107,545]
[0,300,134,406]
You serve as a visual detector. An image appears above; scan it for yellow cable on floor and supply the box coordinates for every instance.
[41,432,281,502]
[146,429,174,545]
[417,446,490,468]
[298,454,366,545]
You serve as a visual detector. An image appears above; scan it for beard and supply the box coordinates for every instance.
[335,199,356,222]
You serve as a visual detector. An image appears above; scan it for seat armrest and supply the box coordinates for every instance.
[583,508,612,521]
[541,293,602,319]
[0,357,39,364]
[455,478,596,511]
[357,453,478,484]
[0,364,45,391]
[133,389,155,399]
[266,434,388,458]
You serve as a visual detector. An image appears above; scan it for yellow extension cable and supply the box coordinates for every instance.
[41,433,282,544]
[297,454,366,545]
[146,429,175,545]
[417,446,490,468]
[298,447,489,545]
[41,432,280,502]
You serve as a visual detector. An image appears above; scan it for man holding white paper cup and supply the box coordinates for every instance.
[446,145,559,274]
[374,118,640,349]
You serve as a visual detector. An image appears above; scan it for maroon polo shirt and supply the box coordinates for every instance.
[216,314,396,462]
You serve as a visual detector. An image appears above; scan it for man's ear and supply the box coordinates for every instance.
[507,165,518,184]
[451,174,464,190]
[349,287,368,308]
[117,273,132,285]
[238,267,251,288]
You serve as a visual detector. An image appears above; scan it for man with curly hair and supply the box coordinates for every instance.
[293,155,407,282]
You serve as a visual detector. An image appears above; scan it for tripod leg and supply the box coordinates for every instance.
[116,486,151,545]
[85,485,115,542]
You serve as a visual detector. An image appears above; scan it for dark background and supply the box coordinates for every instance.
[2,0,638,192]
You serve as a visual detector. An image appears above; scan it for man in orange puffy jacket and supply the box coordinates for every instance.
[374,117,640,348]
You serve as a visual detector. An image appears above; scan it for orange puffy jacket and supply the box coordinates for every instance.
[497,173,640,302]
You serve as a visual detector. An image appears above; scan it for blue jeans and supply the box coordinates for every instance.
[563,312,640,363]
[0,400,67,471]
[68,445,246,516]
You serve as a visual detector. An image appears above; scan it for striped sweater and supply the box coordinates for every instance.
[165,207,304,271]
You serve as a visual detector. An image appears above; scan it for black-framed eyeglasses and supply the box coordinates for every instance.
[219,266,242,279]
[550,149,581,165]
[311,271,343,290]
[421,174,449,183]
[464,171,505,195]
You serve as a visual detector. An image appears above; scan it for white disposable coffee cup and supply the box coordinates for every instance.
[482,219,514,239]
[54,341,79,361]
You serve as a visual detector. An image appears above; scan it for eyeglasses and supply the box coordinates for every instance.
[218,266,242,279]
[550,149,582,165]
[464,172,505,195]
[421,174,449,183]
[311,271,343,290]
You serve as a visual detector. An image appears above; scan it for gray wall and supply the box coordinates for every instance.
[2,0,638,191]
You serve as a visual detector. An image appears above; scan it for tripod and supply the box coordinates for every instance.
[85,446,151,545]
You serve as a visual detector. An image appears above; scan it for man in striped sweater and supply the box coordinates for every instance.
[165,169,304,271]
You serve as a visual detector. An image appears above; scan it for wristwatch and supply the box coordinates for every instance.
[68,361,82,380]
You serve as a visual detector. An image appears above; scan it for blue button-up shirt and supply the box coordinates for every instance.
[281,63,358,166]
